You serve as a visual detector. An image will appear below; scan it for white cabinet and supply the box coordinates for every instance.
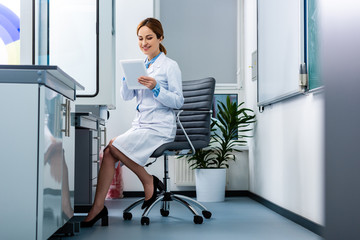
[0,65,82,240]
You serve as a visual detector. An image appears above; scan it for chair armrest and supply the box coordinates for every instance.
[176,109,212,156]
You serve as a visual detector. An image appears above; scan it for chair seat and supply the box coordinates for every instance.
[151,140,209,158]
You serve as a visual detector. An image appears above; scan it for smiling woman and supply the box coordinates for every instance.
[137,17,166,57]
[81,17,185,229]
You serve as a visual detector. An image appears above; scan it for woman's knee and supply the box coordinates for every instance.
[102,146,118,164]
[108,137,116,147]
[108,143,121,159]
[103,138,116,157]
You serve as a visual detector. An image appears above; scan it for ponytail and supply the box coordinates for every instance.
[159,43,167,55]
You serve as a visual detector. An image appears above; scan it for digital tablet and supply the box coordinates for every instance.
[119,59,148,89]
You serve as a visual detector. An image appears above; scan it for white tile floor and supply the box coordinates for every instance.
[62,197,323,240]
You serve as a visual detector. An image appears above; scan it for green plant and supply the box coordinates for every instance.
[186,96,256,169]
[186,148,213,169]
[211,96,256,168]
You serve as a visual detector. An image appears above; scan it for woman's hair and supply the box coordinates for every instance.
[137,18,167,55]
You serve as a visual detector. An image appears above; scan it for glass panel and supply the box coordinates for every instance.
[49,0,97,96]
[308,0,321,89]
[0,0,20,64]
[38,0,49,65]
[212,94,238,139]
[212,94,238,119]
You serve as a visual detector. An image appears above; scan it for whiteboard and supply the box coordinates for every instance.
[257,0,305,106]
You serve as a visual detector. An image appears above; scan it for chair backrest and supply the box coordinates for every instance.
[151,77,215,157]
[175,77,215,147]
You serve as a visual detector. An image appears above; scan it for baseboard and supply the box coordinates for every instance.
[122,190,324,236]
[225,190,249,197]
[247,192,325,237]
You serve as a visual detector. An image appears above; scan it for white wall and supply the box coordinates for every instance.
[107,2,325,226]
[244,0,324,225]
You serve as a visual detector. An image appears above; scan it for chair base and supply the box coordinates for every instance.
[123,153,212,225]
[123,191,212,225]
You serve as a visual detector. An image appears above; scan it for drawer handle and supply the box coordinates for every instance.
[61,99,71,137]
[101,127,107,147]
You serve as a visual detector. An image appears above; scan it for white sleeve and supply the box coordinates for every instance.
[121,80,136,100]
[155,62,184,109]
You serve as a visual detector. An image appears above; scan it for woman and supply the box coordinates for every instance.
[81,18,184,227]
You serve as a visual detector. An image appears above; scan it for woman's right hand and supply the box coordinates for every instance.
[138,76,157,90]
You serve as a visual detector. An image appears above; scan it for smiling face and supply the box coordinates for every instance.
[138,26,162,60]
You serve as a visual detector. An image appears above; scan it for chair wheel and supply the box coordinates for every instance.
[123,212,132,220]
[202,210,212,219]
[141,217,150,225]
[160,209,169,217]
[193,215,203,224]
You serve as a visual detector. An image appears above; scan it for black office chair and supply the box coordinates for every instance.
[123,77,216,225]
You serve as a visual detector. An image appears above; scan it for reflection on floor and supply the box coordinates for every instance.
[62,197,323,240]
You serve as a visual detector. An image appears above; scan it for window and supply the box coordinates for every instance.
[39,0,99,96]
[212,94,238,139]
[212,94,238,119]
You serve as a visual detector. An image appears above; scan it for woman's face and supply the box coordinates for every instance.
[138,26,162,59]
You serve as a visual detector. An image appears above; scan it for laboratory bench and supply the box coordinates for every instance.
[0,65,83,239]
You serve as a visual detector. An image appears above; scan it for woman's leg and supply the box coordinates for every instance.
[84,140,154,221]
[108,144,154,201]
[84,146,118,221]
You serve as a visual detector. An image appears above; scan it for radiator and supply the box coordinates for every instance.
[174,158,195,186]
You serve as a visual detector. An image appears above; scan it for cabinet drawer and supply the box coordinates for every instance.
[92,186,97,202]
[91,130,99,155]
[92,163,99,179]
[92,177,97,188]
[91,142,99,155]
[91,154,99,161]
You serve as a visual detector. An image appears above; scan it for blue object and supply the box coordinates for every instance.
[0,4,20,45]
[145,52,162,69]
[152,82,160,97]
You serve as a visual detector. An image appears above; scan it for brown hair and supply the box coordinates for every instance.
[137,18,167,55]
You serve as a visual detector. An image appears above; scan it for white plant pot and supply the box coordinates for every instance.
[195,168,226,202]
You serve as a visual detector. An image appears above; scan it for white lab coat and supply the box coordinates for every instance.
[112,52,184,166]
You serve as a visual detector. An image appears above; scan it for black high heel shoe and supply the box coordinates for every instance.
[141,176,165,209]
[80,206,108,228]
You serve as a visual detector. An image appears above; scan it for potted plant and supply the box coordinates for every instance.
[187,96,256,202]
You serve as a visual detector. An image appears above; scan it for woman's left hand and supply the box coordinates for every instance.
[138,76,157,90]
